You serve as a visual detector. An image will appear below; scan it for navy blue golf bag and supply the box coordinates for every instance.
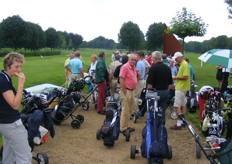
[100,99,120,147]
[141,90,169,159]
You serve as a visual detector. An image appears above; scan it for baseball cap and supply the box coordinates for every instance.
[173,52,183,59]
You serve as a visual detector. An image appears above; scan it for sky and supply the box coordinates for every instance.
[0,0,231,43]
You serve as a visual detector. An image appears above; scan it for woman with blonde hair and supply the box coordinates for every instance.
[0,52,32,163]
[88,54,98,76]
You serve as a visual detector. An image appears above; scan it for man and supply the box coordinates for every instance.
[64,53,74,86]
[184,57,194,80]
[119,53,137,133]
[108,54,121,96]
[95,51,107,115]
[73,49,85,68]
[146,51,173,122]
[169,59,178,119]
[133,52,146,116]
[170,52,190,130]
[162,53,169,66]
[65,52,84,86]
[221,67,231,94]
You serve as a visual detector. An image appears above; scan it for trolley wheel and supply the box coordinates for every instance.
[82,102,89,110]
[167,145,172,159]
[196,143,201,159]
[36,152,49,164]
[76,115,84,123]
[71,119,81,129]
[125,130,130,142]
[130,145,136,159]
[96,129,101,140]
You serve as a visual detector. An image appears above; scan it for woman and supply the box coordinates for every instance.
[88,54,98,77]
[0,52,32,163]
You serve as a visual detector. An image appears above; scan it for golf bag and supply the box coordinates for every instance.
[99,98,120,147]
[52,92,81,124]
[186,80,198,113]
[140,90,170,160]
[138,87,146,116]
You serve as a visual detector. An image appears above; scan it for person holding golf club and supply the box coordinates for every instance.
[0,52,32,163]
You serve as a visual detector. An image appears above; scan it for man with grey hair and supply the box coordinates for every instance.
[146,51,173,122]
[119,53,137,133]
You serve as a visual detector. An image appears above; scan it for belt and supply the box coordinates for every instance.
[72,73,80,74]
[126,88,134,91]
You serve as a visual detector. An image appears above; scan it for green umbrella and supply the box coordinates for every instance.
[198,49,232,68]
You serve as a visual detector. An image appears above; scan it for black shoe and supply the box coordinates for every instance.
[97,111,106,115]
[130,114,134,120]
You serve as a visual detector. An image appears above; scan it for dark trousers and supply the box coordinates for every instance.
[221,72,229,94]
[157,90,169,122]
[97,80,106,112]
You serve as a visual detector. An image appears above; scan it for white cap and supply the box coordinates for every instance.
[173,52,183,59]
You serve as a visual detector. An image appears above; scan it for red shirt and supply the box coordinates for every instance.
[119,62,137,90]
[145,56,152,65]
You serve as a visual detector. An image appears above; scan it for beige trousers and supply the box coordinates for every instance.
[120,89,134,131]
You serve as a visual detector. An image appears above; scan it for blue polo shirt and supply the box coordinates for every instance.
[66,57,83,74]
[0,71,20,123]
[136,60,146,80]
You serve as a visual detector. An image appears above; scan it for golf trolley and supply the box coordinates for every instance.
[130,90,172,164]
[179,113,232,164]
[96,96,130,147]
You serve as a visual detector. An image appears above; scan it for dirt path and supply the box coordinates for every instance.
[33,104,209,164]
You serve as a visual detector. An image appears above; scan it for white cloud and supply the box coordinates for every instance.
[0,0,231,43]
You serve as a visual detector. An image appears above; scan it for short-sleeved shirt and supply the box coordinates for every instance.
[0,71,20,123]
[136,60,146,80]
[66,57,83,74]
[175,60,190,91]
[147,62,173,90]
[170,65,178,76]
[119,62,137,90]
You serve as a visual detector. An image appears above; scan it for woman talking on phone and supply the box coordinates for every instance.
[0,52,32,163]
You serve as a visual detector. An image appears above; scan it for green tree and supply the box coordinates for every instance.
[167,7,207,52]
[146,22,164,50]
[118,21,144,51]
[225,0,232,19]
[24,22,45,50]
[1,15,27,50]
[45,27,59,49]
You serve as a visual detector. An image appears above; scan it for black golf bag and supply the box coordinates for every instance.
[186,81,198,113]
[140,90,171,161]
[99,99,120,147]
[52,92,81,124]
[138,87,146,116]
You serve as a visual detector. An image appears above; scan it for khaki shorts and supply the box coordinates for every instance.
[174,90,187,108]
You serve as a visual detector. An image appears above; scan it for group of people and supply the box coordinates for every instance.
[100,51,191,132]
